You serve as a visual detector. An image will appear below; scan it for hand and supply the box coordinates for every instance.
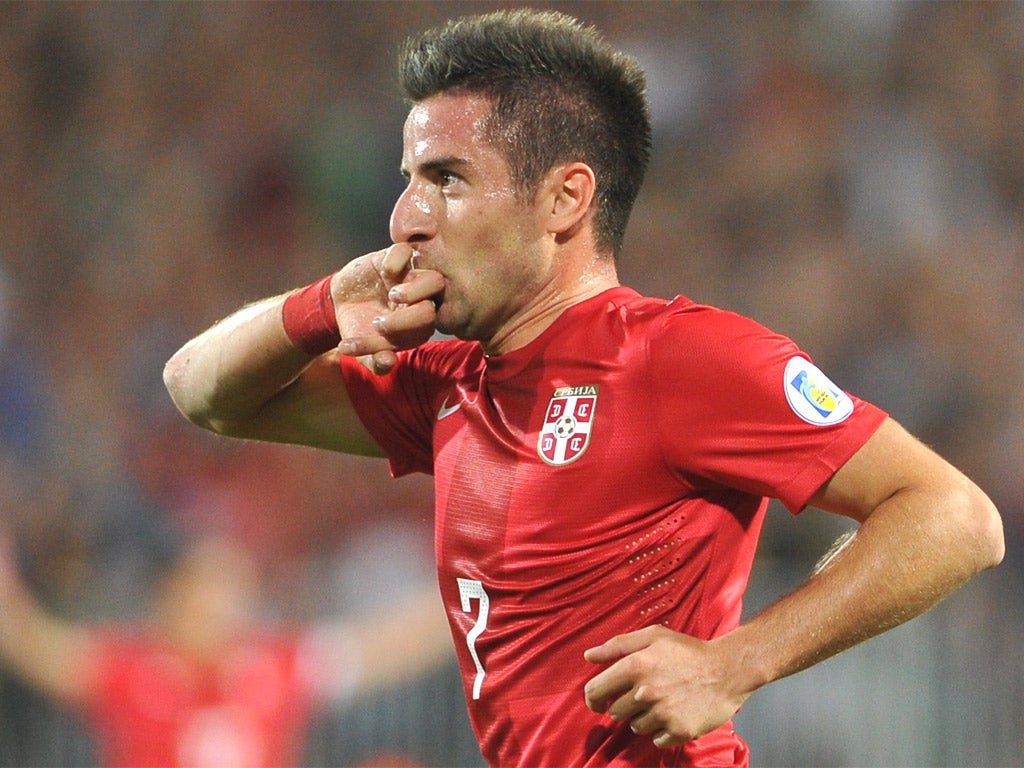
[583,625,749,749]
[332,244,444,374]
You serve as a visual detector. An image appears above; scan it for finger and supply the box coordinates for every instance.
[584,662,635,713]
[388,269,445,306]
[337,333,395,357]
[624,688,670,737]
[653,731,684,749]
[369,350,398,375]
[379,243,415,282]
[374,301,437,347]
[338,302,436,360]
[607,689,647,724]
[584,625,661,665]
[350,352,399,376]
[378,299,437,333]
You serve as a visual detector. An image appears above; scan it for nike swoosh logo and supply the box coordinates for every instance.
[437,396,462,421]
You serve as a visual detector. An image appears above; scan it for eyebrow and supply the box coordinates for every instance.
[401,155,470,178]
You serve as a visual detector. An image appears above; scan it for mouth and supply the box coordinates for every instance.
[431,285,447,313]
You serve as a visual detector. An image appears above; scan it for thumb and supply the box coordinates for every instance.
[584,625,660,665]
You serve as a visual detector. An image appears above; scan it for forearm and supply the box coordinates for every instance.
[164,247,441,451]
[349,589,454,692]
[163,295,315,435]
[583,420,1003,749]
[722,480,1003,694]
[0,578,95,705]
[303,589,453,702]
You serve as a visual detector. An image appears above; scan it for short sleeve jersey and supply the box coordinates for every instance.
[84,628,315,768]
[340,287,887,767]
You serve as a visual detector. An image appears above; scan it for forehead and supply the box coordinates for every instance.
[402,92,498,166]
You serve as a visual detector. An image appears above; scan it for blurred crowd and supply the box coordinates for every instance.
[0,2,1021,766]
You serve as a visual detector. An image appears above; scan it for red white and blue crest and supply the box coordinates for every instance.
[537,385,599,466]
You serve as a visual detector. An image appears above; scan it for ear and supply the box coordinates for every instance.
[546,162,596,238]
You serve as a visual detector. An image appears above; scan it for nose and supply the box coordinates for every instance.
[389,182,436,245]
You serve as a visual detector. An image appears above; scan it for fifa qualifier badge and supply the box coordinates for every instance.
[538,385,599,465]
[784,356,853,425]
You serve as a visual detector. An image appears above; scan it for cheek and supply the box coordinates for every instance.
[460,199,533,250]
[441,196,541,287]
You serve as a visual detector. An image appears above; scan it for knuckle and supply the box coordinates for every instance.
[633,684,657,704]
[618,655,642,678]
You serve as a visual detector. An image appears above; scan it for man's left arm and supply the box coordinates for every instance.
[584,416,1004,748]
[299,587,454,705]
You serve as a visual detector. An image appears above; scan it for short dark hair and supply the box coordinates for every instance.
[399,8,651,256]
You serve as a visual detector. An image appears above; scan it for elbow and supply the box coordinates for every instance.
[957,481,1005,574]
[162,348,218,433]
[162,347,271,439]
[976,496,1005,571]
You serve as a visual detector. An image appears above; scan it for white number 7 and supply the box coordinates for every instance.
[457,578,490,700]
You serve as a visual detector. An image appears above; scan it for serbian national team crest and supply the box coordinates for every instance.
[537,385,599,465]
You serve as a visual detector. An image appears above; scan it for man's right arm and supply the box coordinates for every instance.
[163,245,442,454]
[0,535,99,706]
[163,294,382,454]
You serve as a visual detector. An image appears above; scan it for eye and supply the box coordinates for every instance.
[437,169,460,187]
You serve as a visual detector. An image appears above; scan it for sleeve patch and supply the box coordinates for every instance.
[783,356,854,426]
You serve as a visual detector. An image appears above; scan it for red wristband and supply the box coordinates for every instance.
[281,272,341,355]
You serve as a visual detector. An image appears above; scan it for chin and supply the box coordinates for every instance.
[435,304,482,343]
[434,307,460,337]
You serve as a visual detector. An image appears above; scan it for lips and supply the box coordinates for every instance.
[432,278,450,310]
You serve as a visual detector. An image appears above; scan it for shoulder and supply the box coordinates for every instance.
[661,296,785,339]
[602,288,772,336]
[654,298,798,363]
[640,297,816,424]
[605,290,798,369]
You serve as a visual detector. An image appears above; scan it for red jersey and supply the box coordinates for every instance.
[83,628,315,768]
[341,287,887,767]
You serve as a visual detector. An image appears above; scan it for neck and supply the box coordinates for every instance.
[484,255,619,356]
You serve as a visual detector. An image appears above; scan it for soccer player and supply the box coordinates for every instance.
[0,533,450,768]
[163,9,1004,767]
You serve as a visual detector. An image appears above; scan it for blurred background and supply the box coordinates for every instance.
[0,1,1021,766]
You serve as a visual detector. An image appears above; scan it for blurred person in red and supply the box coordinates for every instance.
[0,532,450,768]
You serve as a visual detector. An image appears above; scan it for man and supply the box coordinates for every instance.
[0,533,451,768]
[163,9,1004,767]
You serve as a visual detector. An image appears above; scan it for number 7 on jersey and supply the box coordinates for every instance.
[457,578,490,700]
